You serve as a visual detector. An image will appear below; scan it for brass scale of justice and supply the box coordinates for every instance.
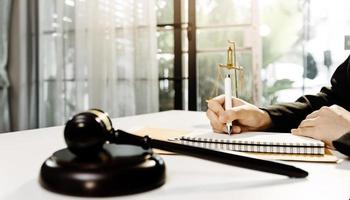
[209,40,245,101]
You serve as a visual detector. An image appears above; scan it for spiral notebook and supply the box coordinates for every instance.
[174,130,325,155]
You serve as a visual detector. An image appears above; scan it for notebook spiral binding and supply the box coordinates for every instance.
[179,136,325,155]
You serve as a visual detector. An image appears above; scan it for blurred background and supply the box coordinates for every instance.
[1,0,350,132]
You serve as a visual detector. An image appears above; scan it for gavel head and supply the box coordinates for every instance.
[64,109,114,156]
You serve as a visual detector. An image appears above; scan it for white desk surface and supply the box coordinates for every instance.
[1,110,350,200]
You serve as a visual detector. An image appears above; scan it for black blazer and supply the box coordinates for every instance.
[262,55,350,156]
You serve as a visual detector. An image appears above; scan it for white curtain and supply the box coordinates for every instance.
[39,0,158,127]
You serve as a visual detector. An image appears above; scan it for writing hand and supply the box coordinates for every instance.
[206,95,272,134]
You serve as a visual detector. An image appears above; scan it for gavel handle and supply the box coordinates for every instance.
[113,129,308,178]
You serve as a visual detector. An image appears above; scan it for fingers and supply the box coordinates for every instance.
[212,128,225,133]
[211,94,225,105]
[306,106,343,121]
[225,125,243,134]
[206,95,258,134]
[207,97,225,115]
[232,97,247,107]
[306,106,334,120]
[219,107,244,123]
[207,95,249,115]
[330,104,347,113]
[292,127,333,147]
[237,125,252,133]
[298,117,319,128]
[232,125,241,134]
[206,108,244,134]
[306,106,334,119]
[206,109,225,133]
[291,127,318,139]
[305,110,319,119]
[330,104,341,109]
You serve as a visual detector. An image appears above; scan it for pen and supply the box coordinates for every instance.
[224,74,233,135]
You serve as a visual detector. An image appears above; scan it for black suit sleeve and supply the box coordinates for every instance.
[262,55,350,133]
[333,132,350,157]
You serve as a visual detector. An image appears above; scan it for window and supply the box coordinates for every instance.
[156,0,261,111]
[156,0,188,110]
[157,0,350,111]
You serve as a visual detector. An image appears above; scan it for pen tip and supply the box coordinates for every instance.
[226,125,232,135]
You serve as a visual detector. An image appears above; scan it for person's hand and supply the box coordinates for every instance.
[292,105,350,148]
[206,95,272,134]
